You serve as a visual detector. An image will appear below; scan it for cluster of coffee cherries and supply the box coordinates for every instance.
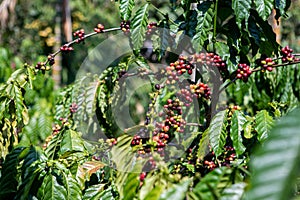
[106,138,117,146]
[227,104,241,118]
[69,102,78,113]
[176,88,194,107]
[60,44,74,52]
[281,46,297,62]
[146,22,157,35]
[47,55,55,66]
[73,29,85,43]
[220,146,236,167]
[190,83,211,99]
[236,63,252,82]
[94,23,105,33]
[189,52,227,71]
[131,135,142,146]
[139,171,147,182]
[35,62,50,71]
[199,146,237,172]
[260,57,275,72]
[167,55,194,76]
[120,20,130,34]
[42,124,62,149]
[155,98,186,136]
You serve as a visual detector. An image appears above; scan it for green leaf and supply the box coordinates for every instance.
[192,2,214,51]
[145,185,163,200]
[59,129,85,156]
[157,20,171,59]
[38,173,68,200]
[83,185,114,200]
[159,179,191,200]
[209,110,228,157]
[230,111,246,156]
[243,121,253,139]
[193,167,232,199]
[197,129,210,160]
[254,110,274,142]
[275,0,286,16]
[83,184,106,200]
[16,147,41,200]
[246,108,300,200]
[45,133,61,159]
[131,3,149,51]
[13,84,28,124]
[232,0,251,27]
[122,173,139,200]
[139,174,163,200]
[119,0,135,20]
[111,134,134,172]
[254,0,273,20]
[0,147,26,199]
[220,182,246,200]
[62,172,82,200]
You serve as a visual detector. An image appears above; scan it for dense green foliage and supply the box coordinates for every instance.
[0,0,300,199]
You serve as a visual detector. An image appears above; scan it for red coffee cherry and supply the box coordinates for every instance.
[94,23,105,33]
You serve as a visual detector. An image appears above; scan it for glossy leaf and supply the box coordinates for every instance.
[209,110,228,157]
[254,110,274,142]
[16,147,40,200]
[159,179,191,200]
[119,0,135,20]
[220,182,246,200]
[197,129,210,160]
[0,147,26,199]
[193,167,232,199]
[122,173,139,200]
[139,174,163,200]
[275,0,286,16]
[62,172,82,200]
[131,3,149,51]
[192,1,214,51]
[38,174,68,200]
[83,185,114,200]
[59,129,85,156]
[232,0,251,27]
[82,184,105,200]
[246,108,300,200]
[254,0,273,20]
[230,111,246,156]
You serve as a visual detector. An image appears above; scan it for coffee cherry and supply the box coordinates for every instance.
[190,83,211,99]
[155,84,161,90]
[165,55,194,81]
[70,102,78,113]
[146,22,157,35]
[73,29,85,43]
[106,138,118,146]
[60,44,73,52]
[281,46,296,62]
[120,20,130,34]
[140,172,147,181]
[47,55,55,65]
[35,62,44,70]
[236,63,252,82]
[94,23,105,33]
[260,57,275,71]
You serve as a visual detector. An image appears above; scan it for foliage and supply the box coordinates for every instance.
[0,0,300,199]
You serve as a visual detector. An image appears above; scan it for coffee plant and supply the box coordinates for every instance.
[1,0,300,199]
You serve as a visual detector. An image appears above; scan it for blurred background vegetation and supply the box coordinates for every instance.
[0,0,120,85]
